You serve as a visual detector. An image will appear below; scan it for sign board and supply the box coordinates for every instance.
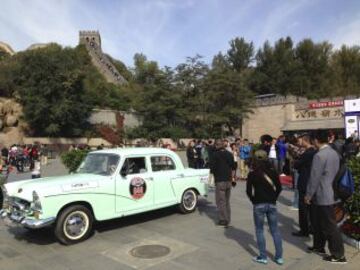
[344,98,360,138]
[345,116,358,138]
[309,100,343,109]
[295,107,344,120]
[344,99,360,113]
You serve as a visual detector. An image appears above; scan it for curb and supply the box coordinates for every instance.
[342,233,360,250]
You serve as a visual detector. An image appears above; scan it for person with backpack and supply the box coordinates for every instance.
[304,130,347,264]
[246,150,283,265]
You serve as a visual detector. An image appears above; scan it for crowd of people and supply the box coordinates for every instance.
[186,138,253,182]
[0,144,48,177]
[199,130,351,265]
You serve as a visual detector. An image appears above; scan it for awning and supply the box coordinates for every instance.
[281,119,344,131]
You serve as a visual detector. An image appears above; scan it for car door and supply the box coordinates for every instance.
[149,155,178,206]
[115,155,154,214]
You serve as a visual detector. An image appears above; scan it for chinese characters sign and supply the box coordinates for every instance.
[296,108,344,120]
[308,100,343,109]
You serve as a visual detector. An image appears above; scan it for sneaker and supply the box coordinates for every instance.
[274,258,284,265]
[253,256,268,264]
[217,220,228,227]
[323,255,347,264]
[307,247,326,255]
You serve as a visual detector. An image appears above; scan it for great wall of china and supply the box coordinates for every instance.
[79,30,127,85]
[0,31,138,145]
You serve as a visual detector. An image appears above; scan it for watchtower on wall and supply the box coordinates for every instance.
[79,30,127,85]
[79,31,102,50]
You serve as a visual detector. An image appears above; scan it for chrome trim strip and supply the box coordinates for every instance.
[21,217,56,229]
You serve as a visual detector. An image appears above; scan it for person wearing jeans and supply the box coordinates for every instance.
[246,149,283,265]
[253,204,283,262]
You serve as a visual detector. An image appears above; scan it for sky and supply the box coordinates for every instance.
[1,0,360,67]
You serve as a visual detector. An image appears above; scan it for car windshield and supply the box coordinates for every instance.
[77,153,120,176]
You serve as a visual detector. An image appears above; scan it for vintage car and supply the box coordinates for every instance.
[0,148,209,245]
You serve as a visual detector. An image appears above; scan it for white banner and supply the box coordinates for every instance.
[345,116,358,138]
[344,99,360,113]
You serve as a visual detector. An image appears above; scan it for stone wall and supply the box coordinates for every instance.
[242,95,347,142]
[79,30,127,85]
[242,103,294,143]
[89,109,141,129]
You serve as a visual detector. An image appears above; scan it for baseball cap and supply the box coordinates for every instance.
[254,150,268,160]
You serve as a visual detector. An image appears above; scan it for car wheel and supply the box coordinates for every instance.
[179,189,198,214]
[55,205,93,245]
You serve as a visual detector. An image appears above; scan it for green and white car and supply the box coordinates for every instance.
[0,148,209,245]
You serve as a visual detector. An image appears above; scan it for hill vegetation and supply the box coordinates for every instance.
[0,37,360,139]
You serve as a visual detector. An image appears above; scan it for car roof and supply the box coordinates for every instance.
[91,147,176,156]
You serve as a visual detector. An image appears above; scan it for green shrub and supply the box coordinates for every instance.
[346,157,360,225]
[61,149,89,173]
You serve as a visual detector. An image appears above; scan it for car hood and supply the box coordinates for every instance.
[5,174,109,201]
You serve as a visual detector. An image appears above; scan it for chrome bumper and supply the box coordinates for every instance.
[0,209,55,229]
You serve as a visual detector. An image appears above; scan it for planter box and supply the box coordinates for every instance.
[342,233,360,250]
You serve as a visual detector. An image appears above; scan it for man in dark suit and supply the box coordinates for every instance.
[210,139,236,227]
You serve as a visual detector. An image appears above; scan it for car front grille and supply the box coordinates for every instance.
[8,197,31,214]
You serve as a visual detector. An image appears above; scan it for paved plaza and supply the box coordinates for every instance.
[0,157,359,270]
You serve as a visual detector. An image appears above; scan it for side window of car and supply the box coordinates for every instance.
[121,157,147,175]
[151,156,176,172]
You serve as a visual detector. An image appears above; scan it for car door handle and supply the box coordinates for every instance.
[144,177,154,181]
[177,174,184,178]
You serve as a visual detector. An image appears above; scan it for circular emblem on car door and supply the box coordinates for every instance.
[130,177,147,199]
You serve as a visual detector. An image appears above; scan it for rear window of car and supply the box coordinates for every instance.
[151,156,176,172]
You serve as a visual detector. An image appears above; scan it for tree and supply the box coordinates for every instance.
[174,55,209,137]
[131,54,188,140]
[204,61,254,136]
[252,37,297,96]
[331,45,360,96]
[227,37,254,72]
[15,44,93,136]
[293,39,334,98]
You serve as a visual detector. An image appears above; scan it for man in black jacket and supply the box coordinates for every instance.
[292,134,316,237]
[210,139,236,227]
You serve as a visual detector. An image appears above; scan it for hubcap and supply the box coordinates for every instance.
[183,190,196,210]
[63,211,89,240]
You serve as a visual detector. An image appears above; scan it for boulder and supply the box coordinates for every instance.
[2,99,22,115]
[5,115,18,127]
[0,119,3,130]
